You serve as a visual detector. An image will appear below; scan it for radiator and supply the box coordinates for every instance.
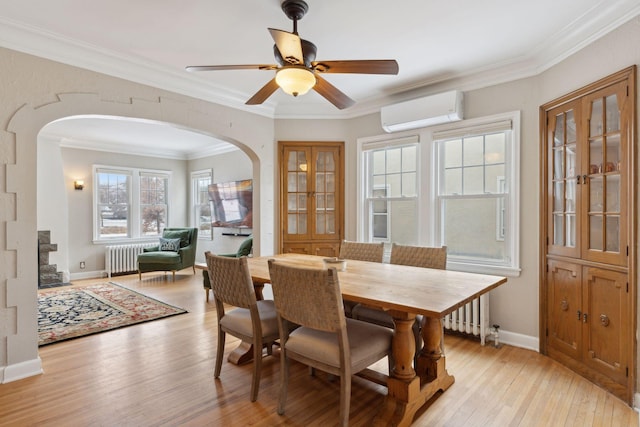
[105,243,155,278]
[443,294,490,345]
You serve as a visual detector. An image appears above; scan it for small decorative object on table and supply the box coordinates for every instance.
[323,257,347,271]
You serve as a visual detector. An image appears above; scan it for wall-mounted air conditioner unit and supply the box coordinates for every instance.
[381,90,464,133]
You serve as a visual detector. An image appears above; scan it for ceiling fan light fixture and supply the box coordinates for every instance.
[275,67,316,97]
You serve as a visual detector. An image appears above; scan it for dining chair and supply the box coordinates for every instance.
[352,244,447,362]
[338,240,384,317]
[204,251,279,402]
[268,259,393,427]
[338,240,384,262]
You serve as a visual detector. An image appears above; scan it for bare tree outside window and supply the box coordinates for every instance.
[140,174,168,235]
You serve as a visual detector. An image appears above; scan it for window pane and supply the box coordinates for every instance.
[402,146,417,172]
[195,175,212,239]
[485,133,505,163]
[444,139,462,168]
[463,136,484,166]
[373,150,386,175]
[387,199,418,245]
[485,165,505,193]
[443,197,505,261]
[388,174,402,197]
[444,168,462,195]
[387,148,402,174]
[463,166,483,194]
[97,171,130,239]
[402,172,417,197]
[140,174,168,235]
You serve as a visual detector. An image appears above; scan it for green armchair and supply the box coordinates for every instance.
[138,227,198,280]
[203,235,253,301]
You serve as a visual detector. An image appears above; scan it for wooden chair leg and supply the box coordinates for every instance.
[214,328,225,378]
[339,375,351,427]
[205,288,209,302]
[278,349,289,415]
[250,336,262,402]
[138,271,141,280]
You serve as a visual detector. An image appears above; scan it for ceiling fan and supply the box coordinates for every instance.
[185,0,399,110]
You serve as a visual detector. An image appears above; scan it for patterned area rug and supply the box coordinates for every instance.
[38,282,187,346]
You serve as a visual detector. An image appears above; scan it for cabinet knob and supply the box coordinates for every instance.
[600,314,610,327]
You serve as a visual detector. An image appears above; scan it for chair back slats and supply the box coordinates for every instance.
[205,252,256,309]
[268,260,345,333]
[390,244,447,269]
[339,240,384,262]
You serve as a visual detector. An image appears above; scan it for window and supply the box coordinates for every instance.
[361,136,419,245]
[94,166,171,242]
[434,113,520,275]
[192,170,212,240]
[96,169,131,239]
[140,173,168,235]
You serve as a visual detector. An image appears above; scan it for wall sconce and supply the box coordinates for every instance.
[74,180,84,190]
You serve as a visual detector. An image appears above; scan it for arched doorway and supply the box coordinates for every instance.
[3,92,272,382]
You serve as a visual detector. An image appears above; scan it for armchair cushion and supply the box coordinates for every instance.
[140,251,181,264]
[159,237,181,252]
[162,229,190,247]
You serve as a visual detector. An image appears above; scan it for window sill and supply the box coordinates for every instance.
[446,261,521,278]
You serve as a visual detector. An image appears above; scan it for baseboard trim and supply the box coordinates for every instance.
[2,357,43,383]
[485,328,539,352]
[69,270,107,281]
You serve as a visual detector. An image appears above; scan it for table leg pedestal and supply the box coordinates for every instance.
[374,314,455,426]
[227,342,254,365]
[226,281,265,365]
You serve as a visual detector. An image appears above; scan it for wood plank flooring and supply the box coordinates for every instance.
[1,270,637,426]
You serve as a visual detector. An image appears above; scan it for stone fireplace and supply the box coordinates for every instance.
[38,230,65,288]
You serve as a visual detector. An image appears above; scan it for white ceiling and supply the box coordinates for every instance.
[2,0,639,157]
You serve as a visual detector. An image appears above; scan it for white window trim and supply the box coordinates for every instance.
[356,134,421,243]
[92,165,172,244]
[430,111,521,277]
[191,169,213,240]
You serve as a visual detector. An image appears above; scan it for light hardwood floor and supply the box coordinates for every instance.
[2,270,638,426]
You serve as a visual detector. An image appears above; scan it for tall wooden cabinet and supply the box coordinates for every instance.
[540,66,636,403]
[279,141,344,257]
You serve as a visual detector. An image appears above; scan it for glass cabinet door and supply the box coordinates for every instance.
[284,147,309,237]
[282,143,343,242]
[312,146,340,239]
[548,102,580,258]
[583,82,627,265]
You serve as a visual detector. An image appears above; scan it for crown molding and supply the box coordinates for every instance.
[1,3,639,120]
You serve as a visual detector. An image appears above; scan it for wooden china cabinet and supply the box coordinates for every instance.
[279,141,344,257]
[540,66,636,403]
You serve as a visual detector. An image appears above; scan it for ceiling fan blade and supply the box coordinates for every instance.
[313,75,355,110]
[311,60,399,75]
[186,64,278,72]
[268,28,303,65]
[245,78,280,105]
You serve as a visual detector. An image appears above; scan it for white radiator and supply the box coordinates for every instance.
[443,294,490,345]
[105,243,155,278]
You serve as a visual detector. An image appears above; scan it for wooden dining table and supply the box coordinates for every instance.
[244,253,508,426]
